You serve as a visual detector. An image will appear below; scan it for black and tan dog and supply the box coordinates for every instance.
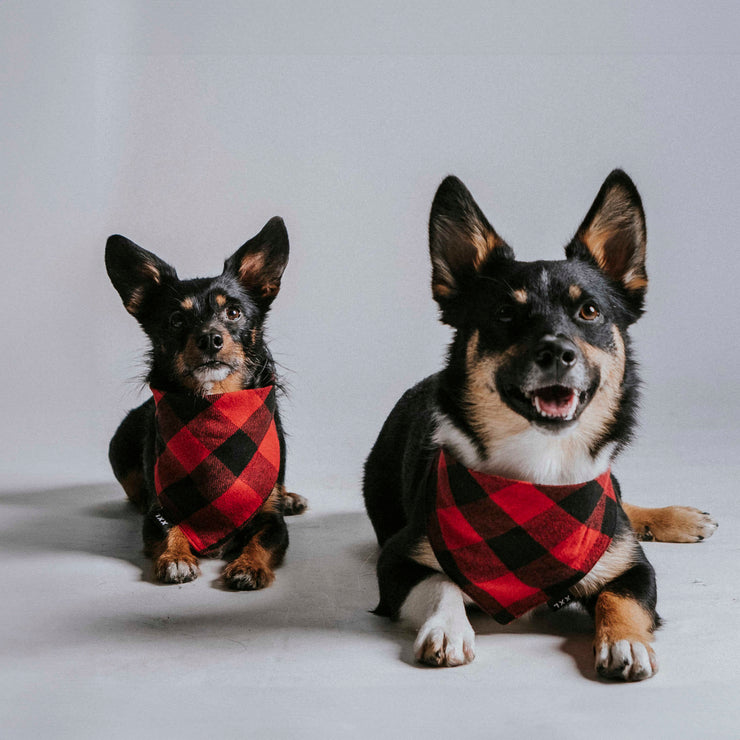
[363,171,717,680]
[106,217,306,589]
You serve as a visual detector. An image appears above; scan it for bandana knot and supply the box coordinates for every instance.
[151,385,280,554]
[427,450,617,624]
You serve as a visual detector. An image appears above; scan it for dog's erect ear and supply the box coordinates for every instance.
[105,235,176,318]
[429,176,514,310]
[567,170,647,304]
[224,217,289,307]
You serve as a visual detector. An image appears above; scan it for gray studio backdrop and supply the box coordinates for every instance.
[2,2,739,496]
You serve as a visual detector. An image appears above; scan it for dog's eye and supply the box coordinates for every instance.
[226,306,241,321]
[578,302,600,321]
[169,311,185,329]
[496,304,515,322]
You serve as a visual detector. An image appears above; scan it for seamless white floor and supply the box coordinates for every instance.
[2,439,738,740]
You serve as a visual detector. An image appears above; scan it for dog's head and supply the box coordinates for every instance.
[430,171,646,453]
[106,217,289,395]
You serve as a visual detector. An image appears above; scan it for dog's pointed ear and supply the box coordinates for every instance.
[429,176,514,316]
[567,170,647,307]
[224,217,289,307]
[105,235,177,318]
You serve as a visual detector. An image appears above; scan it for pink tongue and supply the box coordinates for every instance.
[536,388,575,417]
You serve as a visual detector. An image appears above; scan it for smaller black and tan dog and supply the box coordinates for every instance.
[363,171,717,680]
[106,217,306,589]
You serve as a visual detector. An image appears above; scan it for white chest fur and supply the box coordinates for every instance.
[433,412,616,485]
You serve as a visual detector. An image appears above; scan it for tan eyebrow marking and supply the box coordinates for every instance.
[512,289,527,304]
[569,284,582,301]
[180,297,194,310]
[215,294,227,307]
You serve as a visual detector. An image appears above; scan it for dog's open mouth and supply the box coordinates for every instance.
[505,383,589,425]
[525,385,580,421]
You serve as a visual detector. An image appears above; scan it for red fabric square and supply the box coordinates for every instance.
[477,572,540,608]
[437,505,485,549]
[166,425,213,473]
[487,480,556,524]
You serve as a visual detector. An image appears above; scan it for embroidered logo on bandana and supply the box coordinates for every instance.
[151,385,280,554]
[427,450,617,624]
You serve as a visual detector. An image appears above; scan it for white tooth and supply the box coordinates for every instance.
[533,396,542,415]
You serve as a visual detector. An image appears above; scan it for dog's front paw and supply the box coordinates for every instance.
[155,555,201,584]
[222,560,275,590]
[642,506,718,543]
[414,620,476,668]
[282,490,308,516]
[624,502,718,543]
[595,639,657,681]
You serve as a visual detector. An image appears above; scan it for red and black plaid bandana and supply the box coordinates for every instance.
[427,450,617,624]
[151,385,280,554]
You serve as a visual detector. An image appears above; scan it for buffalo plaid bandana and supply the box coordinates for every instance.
[151,385,280,554]
[427,450,618,624]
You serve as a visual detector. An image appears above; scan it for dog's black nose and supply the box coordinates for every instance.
[197,332,224,353]
[534,335,578,369]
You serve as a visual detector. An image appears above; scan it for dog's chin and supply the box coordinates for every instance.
[503,383,592,435]
[192,362,234,383]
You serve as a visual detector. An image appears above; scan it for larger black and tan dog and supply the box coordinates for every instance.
[363,171,717,680]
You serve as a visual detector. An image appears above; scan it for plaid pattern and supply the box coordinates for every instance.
[427,450,617,624]
[151,385,280,554]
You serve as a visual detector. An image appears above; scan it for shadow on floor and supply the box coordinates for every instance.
[0,482,145,568]
[0,483,599,679]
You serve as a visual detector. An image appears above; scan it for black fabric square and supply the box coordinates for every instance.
[446,465,489,507]
[557,479,603,523]
[213,428,258,476]
[486,526,550,571]
[158,476,208,522]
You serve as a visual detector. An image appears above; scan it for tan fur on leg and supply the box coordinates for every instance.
[222,487,283,590]
[222,537,277,590]
[593,592,657,681]
[149,526,200,583]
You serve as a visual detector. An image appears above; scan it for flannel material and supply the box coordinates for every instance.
[151,385,280,554]
[427,450,617,624]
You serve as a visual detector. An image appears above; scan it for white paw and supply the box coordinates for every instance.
[157,558,200,584]
[595,639,657,681]
[414,619,476,667]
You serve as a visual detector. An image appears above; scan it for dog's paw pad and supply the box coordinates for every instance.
[414,623,475,668]
[282,491,308,516]
[222,562,275,590]
[156,557,200,584]
[595,639,657,681]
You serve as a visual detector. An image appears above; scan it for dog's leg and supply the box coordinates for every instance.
[222,488,288,590]
[401,573,476,667]
[590,560,659,681]
[622,502,718,543]
[147,525,201,584]
[374,527,475,667]
[119,469,147,513]
[109,400,155,514]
